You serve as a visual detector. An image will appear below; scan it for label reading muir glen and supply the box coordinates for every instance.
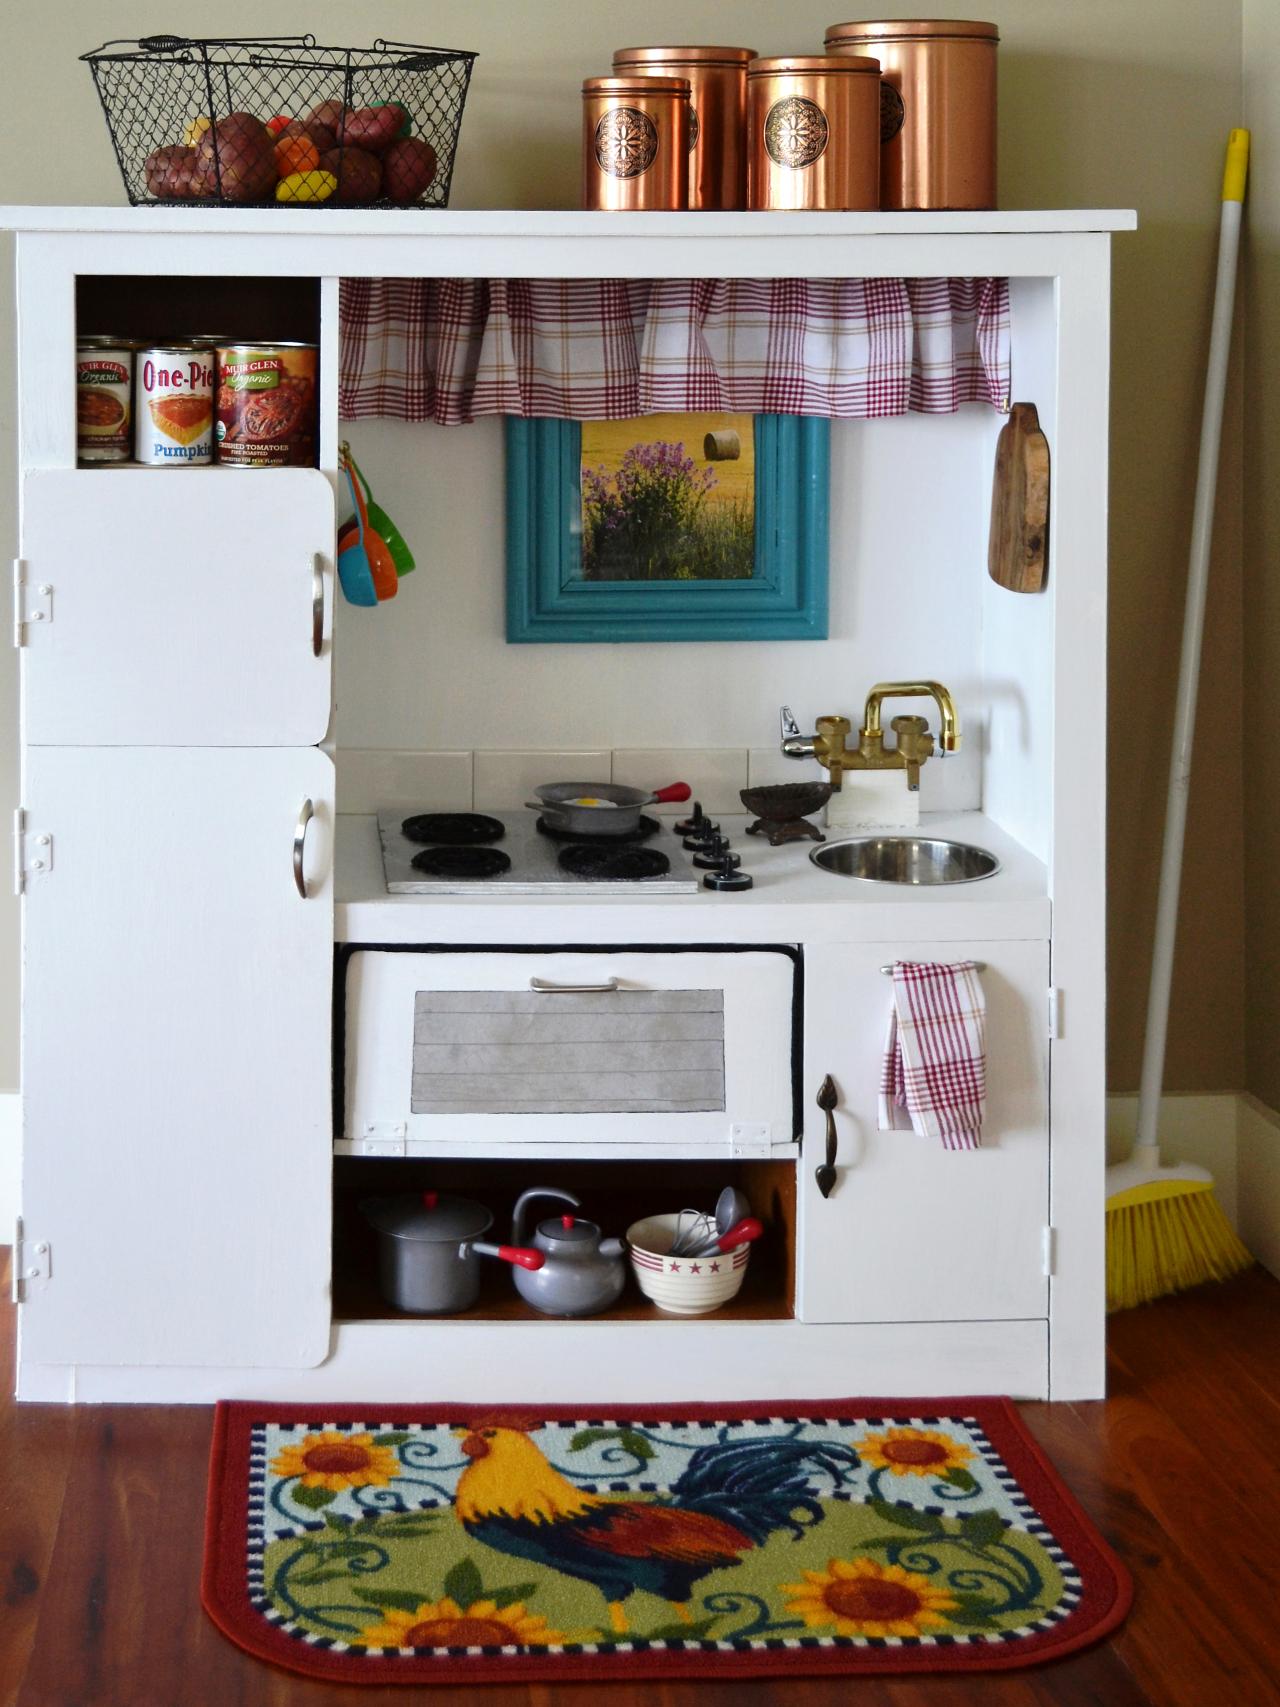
[764,96,830,169]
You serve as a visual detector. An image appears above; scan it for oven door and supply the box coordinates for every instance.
[340,948,798,1158]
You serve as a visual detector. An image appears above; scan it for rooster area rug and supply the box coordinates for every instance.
[203,1398,1131,1685]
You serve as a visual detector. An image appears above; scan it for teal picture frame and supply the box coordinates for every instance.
[506,415,829,642]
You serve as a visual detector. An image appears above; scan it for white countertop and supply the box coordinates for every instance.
[335,811,1050,946]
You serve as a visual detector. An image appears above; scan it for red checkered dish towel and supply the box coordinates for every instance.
[878,961,987,1150]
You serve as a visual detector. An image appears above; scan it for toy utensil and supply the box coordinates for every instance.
[347,447,417,575]
[336,465,377,607]
[344,450,398,601]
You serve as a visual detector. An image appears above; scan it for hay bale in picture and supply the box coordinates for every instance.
[703,429,741,461]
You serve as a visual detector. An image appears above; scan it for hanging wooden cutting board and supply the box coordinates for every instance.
[988,402,1050,592]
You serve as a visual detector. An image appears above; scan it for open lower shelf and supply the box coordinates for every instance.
[332,1155,796,1324]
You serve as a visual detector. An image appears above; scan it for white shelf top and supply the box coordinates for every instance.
[0,205,1137,237]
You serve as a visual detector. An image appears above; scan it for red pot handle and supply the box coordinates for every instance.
[497,1245,545,1271]
[653,782,692,804]
[716,1217,764,1252]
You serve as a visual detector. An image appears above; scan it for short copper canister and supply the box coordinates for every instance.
[825,19,998,209]
[582,76,690,210]
[610,46,756,209]
[747,55,881,211]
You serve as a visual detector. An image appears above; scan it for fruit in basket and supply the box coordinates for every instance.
[197,113,277,201]
[320,146,383,204]
[384,136,438,203]
[344,106,404,155]
[276,170,338,204]
[266,114,294,136]
[308,98,351,134]
[183,115,212,147]
[145,145,199,199]
[275,134,321,178]
[372,100,413,138]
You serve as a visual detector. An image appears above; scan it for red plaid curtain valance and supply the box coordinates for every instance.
[338,277,1010,424]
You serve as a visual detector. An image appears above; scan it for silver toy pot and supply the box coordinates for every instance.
[510,1188,627,1317]
[360,1190,543,1315]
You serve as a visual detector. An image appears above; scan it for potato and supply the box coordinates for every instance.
[198,114,277,200]
[305,119,338,154]
[203,110,272,153]
[308,98,350,134]
[145,145,195,198]
[342,105,403,155]
[189,152,218,197]
[319,146,382,204]
[383,136,438,204]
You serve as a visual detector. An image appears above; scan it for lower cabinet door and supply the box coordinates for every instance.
[19,746,334,1369]
[797,939,1050,1324]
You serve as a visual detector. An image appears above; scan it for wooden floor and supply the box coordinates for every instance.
[2,1254,1278,1707]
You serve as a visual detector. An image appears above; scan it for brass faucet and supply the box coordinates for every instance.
[780,682,961,793]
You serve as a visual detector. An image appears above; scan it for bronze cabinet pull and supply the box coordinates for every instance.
[815,1073,839,1198]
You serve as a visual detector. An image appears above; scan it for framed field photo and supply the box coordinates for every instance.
[506,411,829,642]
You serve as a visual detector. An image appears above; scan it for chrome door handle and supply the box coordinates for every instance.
[293,798,314,898]
[529,976,620,994]
[312,553,325,658]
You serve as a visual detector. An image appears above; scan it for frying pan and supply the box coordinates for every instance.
[527,780,691,838]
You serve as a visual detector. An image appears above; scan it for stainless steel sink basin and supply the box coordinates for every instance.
[810,836,1001,884]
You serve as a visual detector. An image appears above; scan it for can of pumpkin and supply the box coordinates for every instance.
[214,342,319,468]
[136,344,216,466]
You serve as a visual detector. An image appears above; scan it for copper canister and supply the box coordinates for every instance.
[825,19,998,210]
[610,46,756,209]
[582,76,690,210]
[746,55,881,211]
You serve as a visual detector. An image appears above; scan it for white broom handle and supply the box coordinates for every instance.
[1135,130,1250,1155]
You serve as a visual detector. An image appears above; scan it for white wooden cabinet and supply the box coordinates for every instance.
[19,746,334,1368]
[797,940,1050,1324]
[3,207,1125,1404]
[20,469,334,747]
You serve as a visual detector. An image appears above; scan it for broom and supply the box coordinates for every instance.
[1105,129,1255,1312]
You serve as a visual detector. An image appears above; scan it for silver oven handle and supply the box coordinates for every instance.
[529,976,620,995]
[293,798,314,898]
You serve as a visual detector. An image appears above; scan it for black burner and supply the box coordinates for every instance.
[410,845,512,879]
[536,813,661,845]
[401,813,505,846]
[558,844,671,881]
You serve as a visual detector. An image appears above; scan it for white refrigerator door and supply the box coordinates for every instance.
[20,468,334,746]
[19,745,334,1368]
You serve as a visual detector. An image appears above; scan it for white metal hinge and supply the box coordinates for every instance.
[1042,1226,1056,1277]
[13,809,53,895]
[358,1121,407,1158]
[12,559,51,647]
[1048,987,1063,1039]
[729,1122,772,1158]
[12,1219,51,1303]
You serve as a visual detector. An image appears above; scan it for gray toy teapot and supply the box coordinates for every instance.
[510,1188,627,1317]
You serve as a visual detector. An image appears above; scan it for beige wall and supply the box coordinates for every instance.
[1243,0,1280,1108]
[0,0,1251,1094]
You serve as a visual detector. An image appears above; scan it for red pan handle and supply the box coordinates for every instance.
[653,782,692,804]
[497,1245,545,1271]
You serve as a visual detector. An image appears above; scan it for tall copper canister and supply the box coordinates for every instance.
[610,46,757,209]
[747,55,881,211]
[825,19,998,209]
[582,76,690,210]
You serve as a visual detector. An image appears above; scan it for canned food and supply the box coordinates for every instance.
[136,344,215,466]
[215,343,318,468]
[76,337,134,464]
[611,46,756,209]
[747,55,881,210]
[825,19,999,210]
[582,75,690,211]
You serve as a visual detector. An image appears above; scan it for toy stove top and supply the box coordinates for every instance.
[378,810,700,895]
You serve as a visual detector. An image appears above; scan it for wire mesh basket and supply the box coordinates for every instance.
[82,36,477,208]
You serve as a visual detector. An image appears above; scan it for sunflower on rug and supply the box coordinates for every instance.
[202,1400,1132,1685]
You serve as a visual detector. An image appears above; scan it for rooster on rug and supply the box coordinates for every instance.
[454,1416,859,1635]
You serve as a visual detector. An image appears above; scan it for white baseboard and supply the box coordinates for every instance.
[0,1090,16,1232]
[1238,1095,1280,1280]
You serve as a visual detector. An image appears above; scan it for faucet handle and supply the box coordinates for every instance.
[780,705,819,758]
[780,705,801,741]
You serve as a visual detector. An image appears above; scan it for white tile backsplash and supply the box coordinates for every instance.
[337,750,473,814]
[748,746,827,789]
[473,750,613,811]
[611,749,748,816]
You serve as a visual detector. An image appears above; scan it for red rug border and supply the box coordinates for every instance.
[202,1395,1133,1687]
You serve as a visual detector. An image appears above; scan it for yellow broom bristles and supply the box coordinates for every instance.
[1106,1185,1253,1313]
